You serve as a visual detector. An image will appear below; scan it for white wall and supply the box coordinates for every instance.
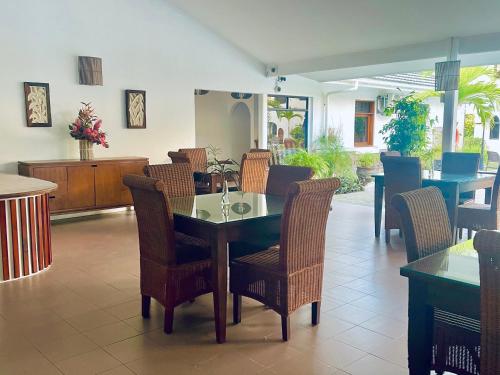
[0,0,325,173]
[327,87,443,151]
[195,91,255,161]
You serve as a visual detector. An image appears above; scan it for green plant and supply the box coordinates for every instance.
[336,175,364,194]
[284,149,330,178]
[276,110,303,136]
[380,95,431,156]
[415,145,441,171]
[314,131,353,177]
[460,137,488,165]
[289,126,305,147]
[356,153,379,168]
[464,114,475,138]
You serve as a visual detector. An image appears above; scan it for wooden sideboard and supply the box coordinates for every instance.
[18,157,148,214]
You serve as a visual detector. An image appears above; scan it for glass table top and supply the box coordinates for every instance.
[373,170,494,183]
[170,192,285,224]
[400,240,479,288]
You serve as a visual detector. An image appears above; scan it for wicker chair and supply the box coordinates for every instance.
[239,151,272,194]
[381,156,422,243]
[380,151,401,159]
[123,175,213,334]
[442,152,480,204]
[457,166,500,239]
[266,165,314,197]
[487,151,500,171]
[392,186,480,374]
[473,230,500,374]
[168,149,212,194]
[230,178,340,341]
[144,163,195,197]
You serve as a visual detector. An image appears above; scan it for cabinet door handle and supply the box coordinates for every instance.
[49,195,56,199]
[91,164,98,167]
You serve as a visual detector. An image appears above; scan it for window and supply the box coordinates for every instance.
[354,100,374,147]
[267,95,309,149]
[490,115,500,140]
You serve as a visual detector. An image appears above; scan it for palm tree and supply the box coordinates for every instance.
[416,66,500,166]
[276,110,304,138]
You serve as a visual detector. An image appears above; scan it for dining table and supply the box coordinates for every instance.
[373,171,495,241]
[400,240,480,375]
[169,191,285,343]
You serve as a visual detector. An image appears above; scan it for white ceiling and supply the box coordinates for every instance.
[167,0,500,68]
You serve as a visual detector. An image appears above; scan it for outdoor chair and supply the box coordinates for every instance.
[457,166,500,239]
[230,178,340,341]
[123,175,213,334]
[381,156,422,243]
[487,151,500,171]
[239,151,272,194]
[392,186,480,375]
[473,230,500,375]
[442,152,480,204]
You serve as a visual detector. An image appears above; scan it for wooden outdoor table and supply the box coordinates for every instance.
[373,171,495,242]
[400,240,479,375]
[170,191,285,343]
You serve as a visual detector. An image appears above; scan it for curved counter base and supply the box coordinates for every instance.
[0,174,56,282]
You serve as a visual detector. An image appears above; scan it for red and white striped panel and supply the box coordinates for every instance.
[0,193,52,282]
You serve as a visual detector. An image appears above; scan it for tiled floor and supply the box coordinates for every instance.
[0,201,417,374]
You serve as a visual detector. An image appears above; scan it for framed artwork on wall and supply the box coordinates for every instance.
[23,82,52,127]
[125,90,146,129]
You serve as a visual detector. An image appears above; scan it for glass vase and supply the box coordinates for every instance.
[79,140,94,161]
[221,179,230,206]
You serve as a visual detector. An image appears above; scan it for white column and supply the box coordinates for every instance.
[442,38,460,153]
[257,94,268,148]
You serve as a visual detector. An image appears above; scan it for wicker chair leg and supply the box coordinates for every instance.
[398,229,403,238]
[141,295,151,319]
[281,315,290,341]
[467,228,473,240]
[233,294,242,324]
[163,283,175,334]
[385,230,391,244]
[312,301,320,326]
[459,228,463,239]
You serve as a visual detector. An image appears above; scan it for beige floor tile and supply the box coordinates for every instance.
[305,339,367,370]
[335,326,396,354]
[104,334,164,363]
[56,348,121,375]
[195,349,266,375]
[66,309,121,332]
[84,321,140,346]
[359,314,407,339]
[126,351,200,375]
[267,352,339,375]
[344,354,407,375]
[97,365,136,375]
[35,333,98,363]
[327,304,379,325]
[0,348,63,375]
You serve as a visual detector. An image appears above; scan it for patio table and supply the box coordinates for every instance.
[372,171,495,241]
[170,191,285,343]
[400,240,479,375]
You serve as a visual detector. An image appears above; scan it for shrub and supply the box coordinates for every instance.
[380,95,432,156]
[356,153,380,168]
[284,149,330,178]
[460,137,487,165]
[336,175,364,194]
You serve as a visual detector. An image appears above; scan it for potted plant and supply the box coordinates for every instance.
[380,94,432,156]
[69,102,109,160]
[356,153,381,184]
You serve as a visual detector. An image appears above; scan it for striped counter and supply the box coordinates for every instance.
[0,174,57,282]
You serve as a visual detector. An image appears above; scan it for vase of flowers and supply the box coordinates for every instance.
[206,146,239,206]
[69,102,109,161]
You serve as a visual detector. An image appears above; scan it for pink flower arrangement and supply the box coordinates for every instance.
[68,102,109,148]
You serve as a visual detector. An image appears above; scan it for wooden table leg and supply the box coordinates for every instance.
[210,227,227,343]
[407,280,433,375]
[485,187,492,204]
[374,177,383,238]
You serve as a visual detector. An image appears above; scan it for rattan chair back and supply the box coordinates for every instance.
[473,229,500,374]
[266,165,314,197]
[179,148,207,173]
[381,156,422,231]
[442,152,480,175]
[280,178,340,274]
[123,175,176,266]
[144,163,195,197]
[392,186,453,262]
[240,151,272,193]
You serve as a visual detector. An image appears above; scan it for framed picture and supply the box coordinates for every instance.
[24,82,52,127]
[125,90,146,129]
